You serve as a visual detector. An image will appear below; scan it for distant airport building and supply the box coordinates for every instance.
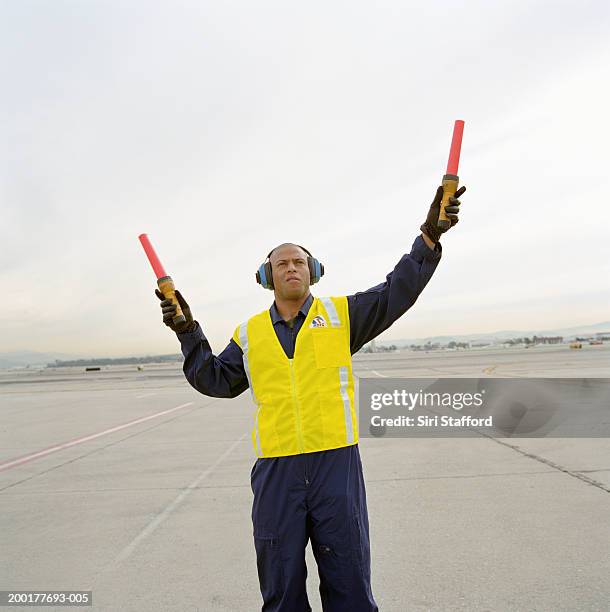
[532,335,563,345]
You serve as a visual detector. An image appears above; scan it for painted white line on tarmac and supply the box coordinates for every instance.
[135,392,158,399]
[0,402,194,473]
[371,370,388,378]
[111,432,248,567]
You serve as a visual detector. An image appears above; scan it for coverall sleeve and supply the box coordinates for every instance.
[348,234,442,354]
[176,322,249,398]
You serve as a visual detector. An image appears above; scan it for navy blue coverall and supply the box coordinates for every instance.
[176,235,441,611]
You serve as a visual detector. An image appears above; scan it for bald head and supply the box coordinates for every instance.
[268,243,310,264]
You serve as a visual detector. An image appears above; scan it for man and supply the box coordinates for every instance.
[156,185,464,611]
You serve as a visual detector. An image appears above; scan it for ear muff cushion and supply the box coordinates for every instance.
[264,260,273,289]
[308,257,324,284]
[257,263,269,289]
[307,257,315,285]
[256,248,275,290]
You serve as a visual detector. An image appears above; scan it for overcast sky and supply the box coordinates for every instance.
[2,0,609,358]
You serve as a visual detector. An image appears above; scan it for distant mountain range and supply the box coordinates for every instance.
[2,321,609,368]
[378,320,610,347]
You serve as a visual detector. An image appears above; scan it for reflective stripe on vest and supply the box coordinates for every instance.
[339,366,354,444]
[239,321,262,457]
[320,297,340,327]
[233,296,357,457]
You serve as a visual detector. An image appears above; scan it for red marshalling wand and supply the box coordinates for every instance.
[138,233,186,325]
[438,119,465,230]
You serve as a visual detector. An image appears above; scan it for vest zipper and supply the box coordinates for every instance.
[288,359,305,453]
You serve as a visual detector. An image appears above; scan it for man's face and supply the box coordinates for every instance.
[270,244,311,300]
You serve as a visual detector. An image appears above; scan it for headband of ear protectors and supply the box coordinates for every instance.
[255,244,324,290]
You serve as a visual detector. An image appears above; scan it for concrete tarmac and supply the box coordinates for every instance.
[1,345,609,611]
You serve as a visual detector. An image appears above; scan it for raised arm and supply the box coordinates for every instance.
[156,290,248,398]
[348,184,465,354]
[348,234,442,354]
[178,325,248,398]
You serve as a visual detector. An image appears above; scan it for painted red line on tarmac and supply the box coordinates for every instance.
[0,402,194,473]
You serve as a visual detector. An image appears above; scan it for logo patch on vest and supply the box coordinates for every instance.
[310,315,327,328]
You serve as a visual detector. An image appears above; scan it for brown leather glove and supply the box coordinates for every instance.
[155,289,197,334]
[420,185,466,244]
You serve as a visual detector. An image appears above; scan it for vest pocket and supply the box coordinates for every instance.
[311,327,349,368]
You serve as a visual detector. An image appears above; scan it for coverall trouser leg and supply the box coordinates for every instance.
[250,445,378,612]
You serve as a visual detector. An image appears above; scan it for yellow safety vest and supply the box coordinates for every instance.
[233,296,358,458]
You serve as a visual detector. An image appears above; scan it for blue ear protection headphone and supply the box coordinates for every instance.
[256,244,324,290]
